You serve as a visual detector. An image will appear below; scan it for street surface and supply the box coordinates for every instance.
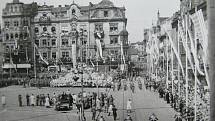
[0,78,178,121]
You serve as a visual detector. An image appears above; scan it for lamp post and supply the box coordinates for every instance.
[79,29,85,121]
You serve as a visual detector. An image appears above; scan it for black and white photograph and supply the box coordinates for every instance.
[0,0,213,121]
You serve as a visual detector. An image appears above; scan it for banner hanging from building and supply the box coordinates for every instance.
[34,44,49,65]
[162,23,185,76]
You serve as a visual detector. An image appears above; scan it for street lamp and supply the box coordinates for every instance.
[78,28,87,121]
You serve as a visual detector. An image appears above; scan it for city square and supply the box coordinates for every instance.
[0,0,212,121]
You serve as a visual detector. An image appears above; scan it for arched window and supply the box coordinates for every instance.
[14,6,17,12]
[43,13,47,17]
[23,20,28,26]
[15,33,19,38]
[51,27,56,33]
[5,33,9,40]
[24,33,28,39]
[43,27,47,32]
[35,27,39,33]
[10,33,14,39]
[72,9,76,15]
[11,6,13,12]
[19,33,23,39]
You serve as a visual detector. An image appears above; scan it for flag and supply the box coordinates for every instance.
[15,39,18,49]
[189,9,209,86]
[162,23,185,76]
[120,39,125,71]
[178,23,201,84]
[25,47,29,63]
[95,38,103,59]
[120,40,126,64]
[34,44,49,65]
[94,31,103,59]
[90,59,95,67]
[10,56,17,71]
[187,28,205,75]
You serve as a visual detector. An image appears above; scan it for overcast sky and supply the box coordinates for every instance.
[0,0,180,43]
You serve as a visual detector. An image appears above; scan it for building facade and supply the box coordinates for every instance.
[32,0,128,67]
[1,0,129,75]
[1,0,38,77]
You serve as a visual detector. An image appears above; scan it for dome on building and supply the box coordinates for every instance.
[96,0,115,8]
[119,29,128,36]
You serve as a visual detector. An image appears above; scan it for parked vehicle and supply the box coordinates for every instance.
[55,94,71,111]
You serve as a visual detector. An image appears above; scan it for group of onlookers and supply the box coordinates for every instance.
[90,92,118,121]
[17,93,54,108]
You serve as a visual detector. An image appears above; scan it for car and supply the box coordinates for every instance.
[55,95,71,111]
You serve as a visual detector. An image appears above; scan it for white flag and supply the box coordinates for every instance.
[162,24,185,76]
[178,24,201,84]
[34,44,49,65]
[95,37,103,59]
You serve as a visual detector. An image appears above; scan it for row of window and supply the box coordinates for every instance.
[35,26,56,33]
[35,38,89,47]
[7,5,22,13]
[95,23,118,32]
[41,50,126,60]
[35,23,118,35]
[42,52,69,59]
[5,33,29,40]
[42,51,88,59]
[35,36,119,47]
[35,39,56,47]
[4,20,28,28]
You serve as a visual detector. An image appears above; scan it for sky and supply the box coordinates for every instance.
[0,0,180,43]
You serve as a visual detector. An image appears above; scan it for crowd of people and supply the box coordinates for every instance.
[17,93,59,107]
[144,76,209,121]
[50,68,114,88]
[0,88,121,121]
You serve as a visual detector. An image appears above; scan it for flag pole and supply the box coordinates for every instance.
[194,4,198,121]
[177,20,181,97]
[26,47,28,76]
[34,44,37,83]
[9,46,12,82]
[171,44,174,93]
[166,40,169,89]
[185,13,189,115]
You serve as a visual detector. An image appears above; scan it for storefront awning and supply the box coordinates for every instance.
[3,63,31,69]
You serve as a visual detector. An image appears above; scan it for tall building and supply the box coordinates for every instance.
[1,0,129,75]
[1,0,38,77]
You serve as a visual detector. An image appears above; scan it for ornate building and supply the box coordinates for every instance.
[1,0,129,75]
[32,0,128,69]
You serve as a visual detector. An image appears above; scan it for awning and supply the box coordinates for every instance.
[3,63,31,69]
